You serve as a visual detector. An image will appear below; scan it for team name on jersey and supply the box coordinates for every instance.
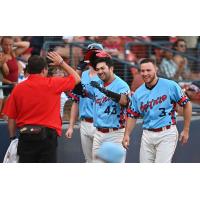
[95,96,110,105]
[140,95,167,112]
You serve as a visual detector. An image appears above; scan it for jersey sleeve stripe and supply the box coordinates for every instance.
[177,96,190,107]
[127,108,141,118]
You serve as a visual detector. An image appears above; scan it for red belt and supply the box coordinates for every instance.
[147,125,171,132]
[97,126,125,133]
[81,118,93,123]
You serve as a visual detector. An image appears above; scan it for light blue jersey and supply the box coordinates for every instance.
[68,69,100,119]
[90,75,130,128]
[127,78,189,129]
[79,70,100,119]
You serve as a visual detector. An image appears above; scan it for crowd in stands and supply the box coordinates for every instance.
[0,36,200,118]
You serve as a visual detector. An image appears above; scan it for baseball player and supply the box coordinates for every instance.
[88,50,130,162]
[122,58,192,163]
[65,43,103,163]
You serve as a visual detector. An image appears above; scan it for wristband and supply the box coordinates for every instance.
[59,59,64,66]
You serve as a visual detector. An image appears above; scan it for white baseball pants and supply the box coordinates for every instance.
[92,128,126,163]
[80,121,96,163]
[140,125,179,163]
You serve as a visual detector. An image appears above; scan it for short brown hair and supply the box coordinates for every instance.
[139,58,156,66]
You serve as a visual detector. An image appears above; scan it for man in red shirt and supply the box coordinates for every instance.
[3,52,80,163]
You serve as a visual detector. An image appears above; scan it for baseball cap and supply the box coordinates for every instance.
[96,142,125,163]
[87,43,103,50]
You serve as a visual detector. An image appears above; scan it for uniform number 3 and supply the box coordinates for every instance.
[159,108,166,117]
[104,105,117,115]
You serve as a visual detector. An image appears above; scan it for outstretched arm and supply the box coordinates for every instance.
[90,81,128,106]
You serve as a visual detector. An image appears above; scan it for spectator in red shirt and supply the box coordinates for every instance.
[1,36,30,96]
[3,52,80,163]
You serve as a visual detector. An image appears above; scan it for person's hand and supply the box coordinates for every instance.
[179,130,189,145]
[73,83,85,96]
[65,127,73,139]
[90,81,107,94]
[90,81,104,91]
[47,51,64,66]
[77,60,88,71]
[122,134,130,149]
[0,53,6,66]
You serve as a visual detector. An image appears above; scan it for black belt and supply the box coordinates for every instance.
[97,126,125,133]
[146,125,171,132]
[19,125,55,134]
[81,118,93,123]
[18,125,57,141]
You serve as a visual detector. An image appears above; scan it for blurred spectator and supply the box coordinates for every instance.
[1,36,30,96]
[85,36,104,43]
[0,53,6,115]
[55,36,86,67]
[17,47,33,69]
[179,81,200,105]
[178,36,199,74]
[172,38,190,80]
[48,66,69,118]
[150,36,173,65]
[62,36,74,43]
[177,36,198,48]
[29,36,44,55]
[17,47,33,83]
[102,37,131,85]
[159,50,179,79]
[72,36,86,66]
[103,36,124,59]
[125,36,150,64]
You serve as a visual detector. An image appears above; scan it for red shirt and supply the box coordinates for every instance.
[3,74,76,136]
[5,57,19,82]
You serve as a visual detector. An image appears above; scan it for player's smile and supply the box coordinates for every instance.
[140,62,158,87]
[95,61,114,83]
[98,72,105,80]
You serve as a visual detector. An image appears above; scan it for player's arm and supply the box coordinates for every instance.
[90,81,128,106]
[171,81,192,145]
[65,101,79,139]
[179,101,192,145]
[1,63,9,76]
[122,117,137,149]
[8,118,17,140]
[47,52,81,85]
[14,41,30,57]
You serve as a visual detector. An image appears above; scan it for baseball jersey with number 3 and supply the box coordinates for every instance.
[127,78,190,129]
